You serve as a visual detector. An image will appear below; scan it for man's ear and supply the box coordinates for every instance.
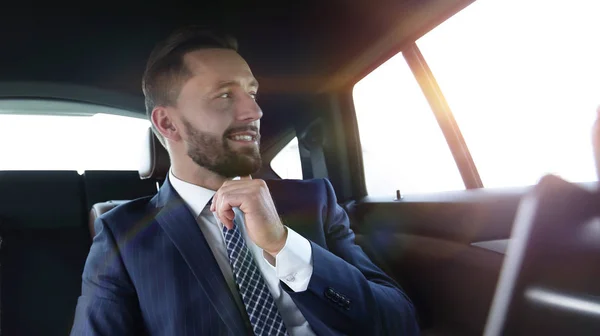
[151,106,182,142]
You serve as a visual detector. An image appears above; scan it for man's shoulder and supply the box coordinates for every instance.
[95,195,158,232]
[266,177,328,192]
[265,178,334,205]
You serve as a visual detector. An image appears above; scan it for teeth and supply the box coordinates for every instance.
[231,135,253,141]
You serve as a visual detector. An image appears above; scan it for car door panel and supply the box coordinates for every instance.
[351,188,526,334]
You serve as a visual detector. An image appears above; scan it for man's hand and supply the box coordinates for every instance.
[210,176,287,256]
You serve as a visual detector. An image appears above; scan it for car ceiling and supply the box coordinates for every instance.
[0,0,472,146]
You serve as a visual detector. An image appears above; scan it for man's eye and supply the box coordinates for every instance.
[218,93,231,99]
[249,92,258,100]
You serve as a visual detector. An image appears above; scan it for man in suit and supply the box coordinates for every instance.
[71,27,419,335]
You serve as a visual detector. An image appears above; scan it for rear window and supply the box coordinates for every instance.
[0,100,150,171]
[416,0,599,187]
[270,136,303,180]
[354,0,599,197]
[353,54,465,196]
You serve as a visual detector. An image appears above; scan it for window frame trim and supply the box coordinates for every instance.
[403,43,483,189]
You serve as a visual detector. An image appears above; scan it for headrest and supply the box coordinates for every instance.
[139,127,170,180]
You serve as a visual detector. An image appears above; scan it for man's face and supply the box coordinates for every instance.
[174,49,263,178]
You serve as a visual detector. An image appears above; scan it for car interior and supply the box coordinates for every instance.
[0,1,598,335]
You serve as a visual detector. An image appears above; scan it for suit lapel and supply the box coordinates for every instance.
[154,179,248,335]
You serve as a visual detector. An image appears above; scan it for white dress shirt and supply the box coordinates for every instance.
[169,171,315,336]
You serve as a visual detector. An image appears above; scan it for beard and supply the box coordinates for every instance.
[182,118,262,178]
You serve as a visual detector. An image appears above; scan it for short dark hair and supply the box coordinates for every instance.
[142,26,238,147]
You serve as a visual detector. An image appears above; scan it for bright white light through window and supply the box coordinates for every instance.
[417,0,600,187]
[271,137,303,180]
[353,53,465,197]
[0,100,150,171]
[354,0,600,196]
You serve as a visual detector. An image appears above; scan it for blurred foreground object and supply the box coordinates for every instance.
[484,174,600,335]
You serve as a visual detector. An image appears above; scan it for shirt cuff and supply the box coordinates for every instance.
[263,227,313,292]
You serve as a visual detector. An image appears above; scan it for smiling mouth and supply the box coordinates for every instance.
[228,134,256,142]
[226,131,259,144]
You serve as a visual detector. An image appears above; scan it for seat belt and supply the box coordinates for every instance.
[309,143,328,179]
[298,119,328,179]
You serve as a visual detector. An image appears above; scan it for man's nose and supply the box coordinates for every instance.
[235,95,263,122]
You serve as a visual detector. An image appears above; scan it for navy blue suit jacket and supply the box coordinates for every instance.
[71,178,418,335]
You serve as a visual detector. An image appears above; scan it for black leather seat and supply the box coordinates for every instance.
[0,171,90,336]
[88,128,169,237]
[83,170,158,211]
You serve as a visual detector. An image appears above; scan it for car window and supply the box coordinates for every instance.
[353,53,465,197]
[0,100,150,172]
[417,0,599,187]
[271,136,303,180]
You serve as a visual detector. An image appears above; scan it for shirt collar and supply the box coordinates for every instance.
[169,169,216,218]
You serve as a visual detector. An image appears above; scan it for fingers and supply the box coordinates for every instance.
[212,194,235,229]
[211,190,245,230]
[219,197,236,230]
[210,177,262,230]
